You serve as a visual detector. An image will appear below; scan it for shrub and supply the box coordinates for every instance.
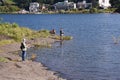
[89,8,98,13]
[58,10,66,14]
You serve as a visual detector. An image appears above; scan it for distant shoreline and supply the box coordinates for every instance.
[0,9,116,14]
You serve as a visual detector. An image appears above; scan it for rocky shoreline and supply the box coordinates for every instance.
[0,37,66,80]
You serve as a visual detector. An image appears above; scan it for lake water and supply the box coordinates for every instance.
[1,13,120,80]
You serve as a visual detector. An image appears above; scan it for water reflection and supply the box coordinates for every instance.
[60,40,63,46]
[60,41,64,57]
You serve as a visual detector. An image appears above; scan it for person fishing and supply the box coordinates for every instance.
[20,38,28,61]
[60,28,64,40]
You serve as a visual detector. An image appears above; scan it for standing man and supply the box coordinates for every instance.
[60,28,64,40]
[20,38,27,61]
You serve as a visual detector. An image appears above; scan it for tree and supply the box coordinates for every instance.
[44,0,54,4]
[110,0,120,13]
[14,0,32,10]
[91,0,98,8]
[54,0,63,4]
[110,0,120,8]
[33,0,44,3]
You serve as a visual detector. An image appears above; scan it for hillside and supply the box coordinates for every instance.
[0,0,15,5]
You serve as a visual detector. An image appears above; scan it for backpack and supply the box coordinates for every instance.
[20,43,25,50]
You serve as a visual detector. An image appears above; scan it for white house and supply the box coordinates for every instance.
[29,2,39,13]
[54,0,76,10]
[99,0,111,9]
[77,0,92,9]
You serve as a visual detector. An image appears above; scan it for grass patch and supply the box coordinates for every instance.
[0,39,15,46]
[0,57,9,62]
[63,36,73,40]
[0,23,51,46]
[52,35,73,40]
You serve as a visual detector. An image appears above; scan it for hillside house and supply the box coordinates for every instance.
[29,2,39,13]
[77,0,92,9]
[99,0,111,9]
[54,0,76,10]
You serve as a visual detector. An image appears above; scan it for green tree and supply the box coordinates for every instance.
[110,0,120,13]
[14,0,32,10]
[33,0,44,3]
[53,0,63,4]
[91,0,98,8]
[110,0,120,8]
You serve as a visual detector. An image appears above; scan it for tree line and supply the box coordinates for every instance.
[0,0,120,13]
[110,0,120,13]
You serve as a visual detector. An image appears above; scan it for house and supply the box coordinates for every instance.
[99,0,111,9]
[77,0,92,9]
[54,0,76,10]
[29,2,39,13]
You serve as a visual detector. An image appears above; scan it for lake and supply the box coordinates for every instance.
[1,13,120,80]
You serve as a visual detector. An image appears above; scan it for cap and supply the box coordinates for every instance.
[23,38,26,42]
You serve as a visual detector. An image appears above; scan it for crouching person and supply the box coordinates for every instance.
[50,29,56,35]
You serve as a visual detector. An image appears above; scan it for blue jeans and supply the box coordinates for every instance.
[22,51,26,61]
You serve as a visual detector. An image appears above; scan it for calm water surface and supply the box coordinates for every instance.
[1,14,120,80]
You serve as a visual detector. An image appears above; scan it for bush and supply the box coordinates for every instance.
[115,7,120,13]
[89,8,98,13]
[58,10,66,14]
